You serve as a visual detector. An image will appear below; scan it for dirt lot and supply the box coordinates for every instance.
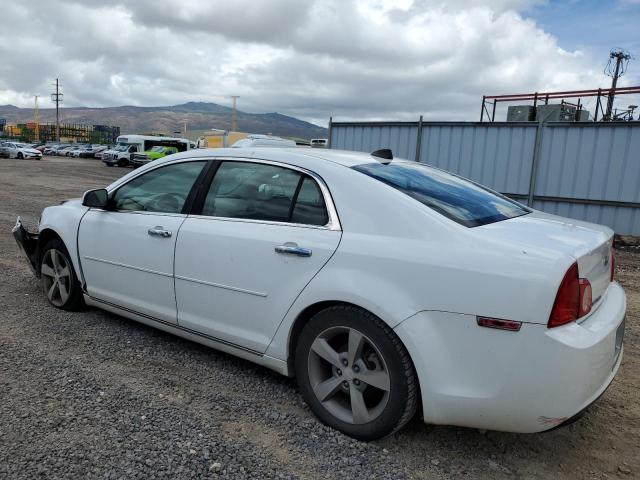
[0,156,638,479]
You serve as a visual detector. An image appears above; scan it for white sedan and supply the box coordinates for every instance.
[4,142,42,159]
[13,147,626,440]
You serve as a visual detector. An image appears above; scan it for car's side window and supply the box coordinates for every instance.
[112,161,206,214]
[202,162,301,222]
[201,161,330,226]
[291,177,329,226]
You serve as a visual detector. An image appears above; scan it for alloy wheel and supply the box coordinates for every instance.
[307,326,391,424]
[41,249,72,307]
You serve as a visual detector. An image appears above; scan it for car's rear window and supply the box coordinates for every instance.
[352,161,530,227]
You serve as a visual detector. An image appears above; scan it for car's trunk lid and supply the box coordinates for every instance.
[477,211,613,302]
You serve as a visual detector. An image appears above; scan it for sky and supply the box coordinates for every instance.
[1,0,639,125]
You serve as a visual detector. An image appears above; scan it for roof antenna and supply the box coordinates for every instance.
[371,148,393,163]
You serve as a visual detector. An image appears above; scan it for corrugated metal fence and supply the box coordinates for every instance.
[329,120,640,235]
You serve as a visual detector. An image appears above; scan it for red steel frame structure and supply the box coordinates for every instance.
[480,86,640,122]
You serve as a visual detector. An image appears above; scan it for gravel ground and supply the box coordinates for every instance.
[0,156,638,479]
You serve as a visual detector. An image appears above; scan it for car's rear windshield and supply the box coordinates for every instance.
[352,161,530,227]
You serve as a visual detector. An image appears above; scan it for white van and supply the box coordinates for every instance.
[102,135,190,167]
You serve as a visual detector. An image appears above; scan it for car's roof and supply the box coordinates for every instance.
[160,147,390,169]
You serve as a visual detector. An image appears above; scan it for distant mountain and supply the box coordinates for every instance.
[0,102,327,140]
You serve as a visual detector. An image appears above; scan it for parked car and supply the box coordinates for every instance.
[43,144,61,155]
[64,145,88,157]
[94,147,112,160]
[310,138,328,148]
[72,145,107,158]
[131,146,179,168]
[231,134,296,148]
[0,142,9,158]
[3,141,42,159]
[72,146,91,157]
[86,145,108,158]
[56,146,74,156]
[13,147,626,441]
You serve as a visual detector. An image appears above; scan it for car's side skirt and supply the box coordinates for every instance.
[84,294,289,376]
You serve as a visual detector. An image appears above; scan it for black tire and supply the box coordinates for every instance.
[40,239,85,311]
[17,152,23,159]
[117,158,128,167]
[295,305,418,441]
[105,163,113,167]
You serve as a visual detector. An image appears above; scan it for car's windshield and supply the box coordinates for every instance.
[353,161,530,227]
[114,145,130,152]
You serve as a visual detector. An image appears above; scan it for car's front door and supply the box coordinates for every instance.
[78,160,208,323]
[174,160,341,353]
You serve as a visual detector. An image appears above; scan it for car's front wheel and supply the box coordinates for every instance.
[16,152,23,159]
[295,305,419,441]
[40,239,85,311]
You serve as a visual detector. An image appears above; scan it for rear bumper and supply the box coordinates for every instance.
[12,217,40,275]
[394,282,626,433]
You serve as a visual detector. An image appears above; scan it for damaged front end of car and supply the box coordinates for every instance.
[12,216,40,276]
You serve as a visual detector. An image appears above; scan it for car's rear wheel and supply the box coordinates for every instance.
[295,305,418,441]
[17,152,23,159]
[40,239,85,311]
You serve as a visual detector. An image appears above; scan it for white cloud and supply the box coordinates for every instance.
[0,0,625,125]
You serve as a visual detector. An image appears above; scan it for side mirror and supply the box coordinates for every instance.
[82,188,109,208]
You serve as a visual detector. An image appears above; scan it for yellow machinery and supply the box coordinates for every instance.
[203,129,249,148]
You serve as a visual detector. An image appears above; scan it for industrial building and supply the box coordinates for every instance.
[0,121,120,144]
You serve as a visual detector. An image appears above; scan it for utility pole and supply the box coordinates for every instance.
[180,119,188,136]
[51,78,63,141]
[34,95,40,142]
[229,95,240,132]
[604,49,631,121]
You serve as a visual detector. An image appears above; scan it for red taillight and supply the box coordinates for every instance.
[610,248,615,282]
[548,263,580,328]
[548,263,593,328]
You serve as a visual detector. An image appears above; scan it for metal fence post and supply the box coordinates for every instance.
[414,115,423,162]
[327,116,333,149]
[527,121,545,207]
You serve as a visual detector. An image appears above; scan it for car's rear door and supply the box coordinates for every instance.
[78,160,208,323]
[174,159,341,353]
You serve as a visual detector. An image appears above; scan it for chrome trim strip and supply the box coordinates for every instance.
[185,214,334,231]
[83,255,173,278]
[86,294,263,356]
[174,275,267,297]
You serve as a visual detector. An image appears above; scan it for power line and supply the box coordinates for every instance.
[51,78,63,141]
[604,49,632,121]
[34,95,40,141]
